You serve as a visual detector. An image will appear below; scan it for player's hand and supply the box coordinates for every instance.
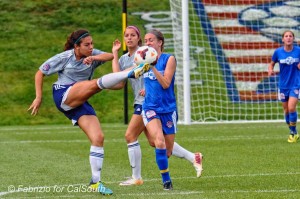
[112,39,121,52]
[28,98,42,116]
[298,63,300,70]
[83,56,94,65]
[268,69,274,76]
[268,65,274,76]
[139,89,145,96]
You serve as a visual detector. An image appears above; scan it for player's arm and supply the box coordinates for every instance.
[83,52,114,65]
[112,39,121,73]
[152,56,176,89]
[268,61,276,76]
[93,52,114,62]
[110,39,126,89]
[28,70,45,116]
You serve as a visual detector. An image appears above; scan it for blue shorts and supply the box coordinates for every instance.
[278,88,300,102]
[142,110,177,135]
[52,84,96,125]
[133,104,143,115]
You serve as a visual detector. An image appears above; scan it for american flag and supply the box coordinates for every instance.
[193,0,300,102]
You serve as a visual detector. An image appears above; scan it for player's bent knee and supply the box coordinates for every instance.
[147,139,155,147]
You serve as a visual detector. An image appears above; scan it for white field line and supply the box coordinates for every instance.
[0,134,287,144]
[0,129,122,135]
[0,127,287,136]
[1,172,299,197]
[2,189,299,199]
[0,123,288,143]
[0,123,286,134]
[0,125,124,132]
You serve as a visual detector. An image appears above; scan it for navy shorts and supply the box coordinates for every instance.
[278,88,300,102]
[142,110,177,135]
[133,104,143,115]
[52,84,96,125]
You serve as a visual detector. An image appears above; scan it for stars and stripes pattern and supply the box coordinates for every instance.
[194,0,300,101]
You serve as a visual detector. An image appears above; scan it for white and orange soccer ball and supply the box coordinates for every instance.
[134,46,158,66]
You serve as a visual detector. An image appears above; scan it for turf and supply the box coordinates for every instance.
[1,123,300,198]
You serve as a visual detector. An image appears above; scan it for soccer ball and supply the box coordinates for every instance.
[134,46,158,65]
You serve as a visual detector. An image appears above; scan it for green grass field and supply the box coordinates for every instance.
[0,0,171,126]
[1,123,300,199]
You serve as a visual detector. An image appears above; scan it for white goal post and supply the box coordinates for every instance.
[169,0,300,124]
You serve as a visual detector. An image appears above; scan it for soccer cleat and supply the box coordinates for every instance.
[128,63,151,78]
[119,177,144,186]
[163,180,173,190]
[89,181,113,195]
[287,133,299,143]
[193,152,203,177]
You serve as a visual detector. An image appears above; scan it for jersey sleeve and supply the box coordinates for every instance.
[119,55,126,71]
[39,54,65,76]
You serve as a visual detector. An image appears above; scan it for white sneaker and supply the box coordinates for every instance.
[119,177,144,186]
[128,63,151,78]
[193,152,203,177]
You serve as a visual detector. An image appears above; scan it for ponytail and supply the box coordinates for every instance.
[64,29,90,51]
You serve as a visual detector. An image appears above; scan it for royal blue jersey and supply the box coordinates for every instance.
[142,53,176,113]
[272,46,300,89]
[39,49,106,85]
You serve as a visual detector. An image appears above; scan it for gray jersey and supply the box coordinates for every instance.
[39,49,105,85]
[119,52,144,105]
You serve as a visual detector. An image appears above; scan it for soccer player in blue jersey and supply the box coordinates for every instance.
[112,26,203,186]
[27,29,151,195]
[268,30,300,143]
[141,29,178,190]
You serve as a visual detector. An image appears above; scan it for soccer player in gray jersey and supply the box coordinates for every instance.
[28,29,151,195]
[111,26,203,187]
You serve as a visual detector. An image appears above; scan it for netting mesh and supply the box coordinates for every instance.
[169,0,300,123]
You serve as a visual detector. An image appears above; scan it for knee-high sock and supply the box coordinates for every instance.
[172,142,194,163]
[285,114,289,125]
[97,71,128,89]
[90,146,104,183]
[128,141,142,179]
[155,148,171,183]
[289,112,297,133]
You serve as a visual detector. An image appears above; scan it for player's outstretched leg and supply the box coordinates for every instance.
[97,63,152,89]
[128,63,152,78]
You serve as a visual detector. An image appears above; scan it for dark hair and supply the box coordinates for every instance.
[64,29,90,51]
[147,29,164,51]
[282,30,295,38]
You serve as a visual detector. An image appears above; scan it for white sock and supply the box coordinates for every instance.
[89,145,104,183]
[127,141,142,179]
[97,71,128,89]
[172,142,194,163]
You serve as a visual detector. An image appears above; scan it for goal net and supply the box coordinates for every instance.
[169,0,300,124]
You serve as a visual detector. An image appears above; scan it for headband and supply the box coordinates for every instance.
[74,32,90,44]
[126,26,140,37]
